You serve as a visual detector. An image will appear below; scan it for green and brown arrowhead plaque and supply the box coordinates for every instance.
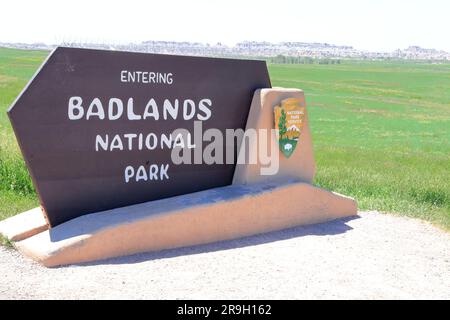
[274,98,305,158]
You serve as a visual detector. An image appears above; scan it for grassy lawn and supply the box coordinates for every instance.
[0,47,449,229]
[270,61,450,229]
[0,48,45,221]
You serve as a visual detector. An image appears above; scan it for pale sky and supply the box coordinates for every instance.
[1,0,449,52]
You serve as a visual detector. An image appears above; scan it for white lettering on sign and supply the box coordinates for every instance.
[68,96,84,120]
[95,133,196,152]
[68,97,212,121]
[124,164,170,183]
[68,95,210,186]
[120,70,174,84]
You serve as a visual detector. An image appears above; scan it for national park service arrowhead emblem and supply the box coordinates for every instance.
[274,98,305,158]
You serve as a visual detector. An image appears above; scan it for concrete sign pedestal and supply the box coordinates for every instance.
[0,88,357,267]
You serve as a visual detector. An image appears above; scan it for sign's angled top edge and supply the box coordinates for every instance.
[6,47,57,114]
[54,46,270,65]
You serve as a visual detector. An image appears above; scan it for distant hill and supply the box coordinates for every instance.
[1,41,449,61]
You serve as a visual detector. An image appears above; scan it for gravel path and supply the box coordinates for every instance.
[1,211,449,299]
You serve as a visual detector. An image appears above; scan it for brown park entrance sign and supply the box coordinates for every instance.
[8,47,271,226]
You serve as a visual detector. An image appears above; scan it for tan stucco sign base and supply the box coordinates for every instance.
[0,88,357,267]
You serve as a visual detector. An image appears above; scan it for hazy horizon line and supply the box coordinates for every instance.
[1,39,449,54]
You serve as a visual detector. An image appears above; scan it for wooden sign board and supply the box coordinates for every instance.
[8,47,271,226]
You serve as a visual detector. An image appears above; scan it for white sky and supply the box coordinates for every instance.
[1,0,449,52]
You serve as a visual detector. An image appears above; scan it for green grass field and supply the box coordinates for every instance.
[0,48,47,226]
[0,47,449,229]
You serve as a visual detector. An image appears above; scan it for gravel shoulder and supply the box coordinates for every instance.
[1,211,449,299]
